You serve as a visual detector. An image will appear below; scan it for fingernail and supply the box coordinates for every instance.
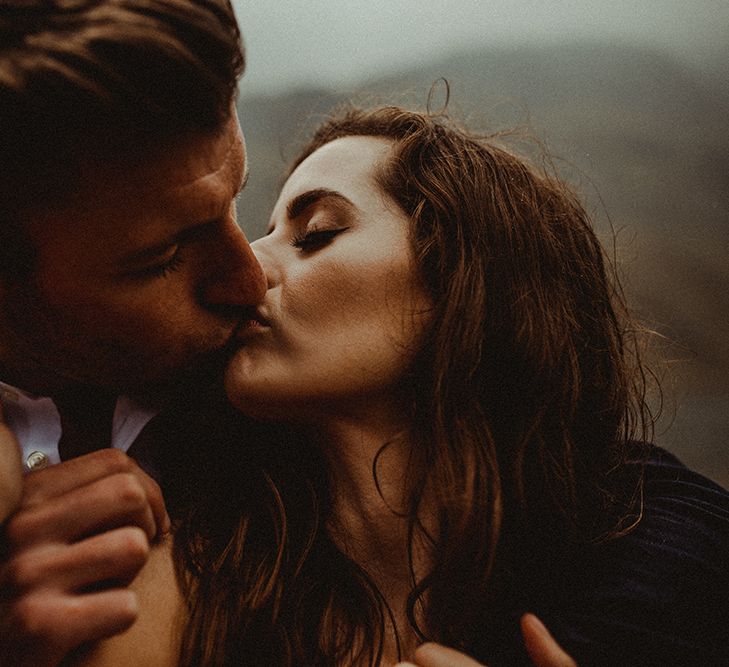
[522,612,548,636]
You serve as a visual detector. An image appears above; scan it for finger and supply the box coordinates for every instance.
[24,449,170,539]
[1,527,149,594]
[521,614,578,667]
[3,588,139,665]
[22,449,135,503]
[23,450,169,536]
[7,472,158,546]
[413,643,486,667]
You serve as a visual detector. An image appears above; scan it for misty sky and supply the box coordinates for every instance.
[232,0,728,96]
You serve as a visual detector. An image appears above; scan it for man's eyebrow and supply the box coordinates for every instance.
[286,188,358,220]
[122,169,249,267]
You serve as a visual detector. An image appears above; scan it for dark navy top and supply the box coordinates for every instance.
[152,405,729,665]
[485,447,729,666]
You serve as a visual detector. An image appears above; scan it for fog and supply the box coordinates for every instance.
[232,0,728,95]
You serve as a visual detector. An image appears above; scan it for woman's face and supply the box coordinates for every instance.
[225,136,431,420]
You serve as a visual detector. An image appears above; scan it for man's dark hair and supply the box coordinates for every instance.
[0,0,244,277]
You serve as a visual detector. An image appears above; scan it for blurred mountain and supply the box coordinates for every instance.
[236,41,729,486]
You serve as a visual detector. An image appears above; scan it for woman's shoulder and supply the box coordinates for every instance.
[639,443,729,504]
[65,536,184,667]
[542,445,729,665]
[618,445,729,579]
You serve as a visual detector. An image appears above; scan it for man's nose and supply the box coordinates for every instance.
[202,222,266,307]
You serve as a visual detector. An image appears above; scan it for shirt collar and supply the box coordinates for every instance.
[0,380,158,472]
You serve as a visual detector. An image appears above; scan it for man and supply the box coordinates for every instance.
[0,0,265,663]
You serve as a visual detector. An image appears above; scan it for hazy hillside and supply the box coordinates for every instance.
[236,41,729,486]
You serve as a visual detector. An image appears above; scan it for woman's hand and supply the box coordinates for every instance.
[395,643,484,667]
[520,613,577,667]
[394,613,577,667]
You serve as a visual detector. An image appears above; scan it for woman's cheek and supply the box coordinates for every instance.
[281,257,367,327]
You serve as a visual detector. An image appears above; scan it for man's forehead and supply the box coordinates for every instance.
[22,115,246,252]
[84,115,244,201]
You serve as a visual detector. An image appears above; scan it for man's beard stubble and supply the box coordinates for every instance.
[0,278,242,407]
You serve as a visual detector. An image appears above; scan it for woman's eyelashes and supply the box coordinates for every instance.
[290,226,349,252]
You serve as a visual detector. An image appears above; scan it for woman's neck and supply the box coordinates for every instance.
[307,403,432,649]
[313,407,413,554]
[316,411,428,664]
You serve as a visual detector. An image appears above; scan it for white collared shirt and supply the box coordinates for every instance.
[0,381,158,472]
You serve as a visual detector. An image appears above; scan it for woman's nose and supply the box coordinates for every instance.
[250,237,279,289]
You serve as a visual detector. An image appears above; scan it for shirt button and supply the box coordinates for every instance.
[25,451,49,471]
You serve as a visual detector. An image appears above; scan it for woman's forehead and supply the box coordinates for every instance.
[273,136,395,219]
[289,136,392,189]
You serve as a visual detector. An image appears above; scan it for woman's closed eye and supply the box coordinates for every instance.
[290,226,349,252]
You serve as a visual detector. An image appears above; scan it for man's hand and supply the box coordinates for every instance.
[0,449,170,667]
[0,403,23,524]
[395,613,577,667]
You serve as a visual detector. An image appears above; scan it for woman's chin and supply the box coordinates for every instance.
[224,369,264,419]
[224,360,286,421]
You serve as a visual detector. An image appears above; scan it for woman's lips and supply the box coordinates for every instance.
[235,309,271,340]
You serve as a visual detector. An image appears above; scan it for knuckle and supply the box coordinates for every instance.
[111,590,140,624]
[3,516,22,548]
[96,448,134,473]
[67,590,138,627]
[116,527,150,564]
[120,590,139,620]
[3,511,35,549]
[12,595,58,644]
[19,471,40,495]
[147,476,163,499]
[2,555,41,592]
[112,473,147,510]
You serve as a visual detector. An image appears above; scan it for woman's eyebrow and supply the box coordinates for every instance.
[286,188,358,220]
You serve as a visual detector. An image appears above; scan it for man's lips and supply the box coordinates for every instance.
[234,308,271,340]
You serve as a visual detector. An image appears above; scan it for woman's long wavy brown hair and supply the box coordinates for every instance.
[172,106,654,666]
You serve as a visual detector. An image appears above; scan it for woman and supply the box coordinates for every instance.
[78,106,729,666]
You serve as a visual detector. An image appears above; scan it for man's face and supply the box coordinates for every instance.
[0,112,266,396]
